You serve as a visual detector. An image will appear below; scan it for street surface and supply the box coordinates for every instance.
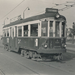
[0,40,75,75]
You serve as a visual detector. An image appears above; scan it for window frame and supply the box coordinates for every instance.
[17,26,22,37]
[41,21,48,37]
[3,29,7,37]
[49,21,54,37]
[23,25,28,37]
[61,21,66,37]
[55,21,60,37]
[7,28,10,37]
[30,23,39,37]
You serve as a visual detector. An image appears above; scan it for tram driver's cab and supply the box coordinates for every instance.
[41,20,66,38]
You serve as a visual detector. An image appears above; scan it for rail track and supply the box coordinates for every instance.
[1,50,75,75]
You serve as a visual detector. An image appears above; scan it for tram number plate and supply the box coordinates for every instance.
[35,39,38,46]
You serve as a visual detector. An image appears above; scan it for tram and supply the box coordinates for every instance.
[2,8,66,61]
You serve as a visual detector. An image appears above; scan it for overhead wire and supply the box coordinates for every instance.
[51,2,67,8]
[0,0,25,20]
[1,0,75,20]
[59,3,75,11]
[51,1,75,11]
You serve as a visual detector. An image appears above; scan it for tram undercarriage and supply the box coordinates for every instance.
[20,49,64,61]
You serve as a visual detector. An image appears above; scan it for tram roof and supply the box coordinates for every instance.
[3,12,66,28]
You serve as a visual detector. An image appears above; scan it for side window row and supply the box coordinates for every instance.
[18,24,38,37]
[3,23,38,37]
[3,29,10,37]
[3,21,65,37]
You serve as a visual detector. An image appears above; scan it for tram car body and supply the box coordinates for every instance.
[2,8,66,60]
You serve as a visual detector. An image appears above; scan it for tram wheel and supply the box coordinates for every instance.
[57,55,63,61]
[25,51,30,59]
[28,51,33,59]
[32,52,38,60]
[21,50,24,57]
[32,52,42,61]
[6,46,9,51]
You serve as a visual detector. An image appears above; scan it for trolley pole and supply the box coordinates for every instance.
[23,7,30,19]
[4,18,9,25]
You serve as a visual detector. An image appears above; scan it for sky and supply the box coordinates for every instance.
[0,0,75,35]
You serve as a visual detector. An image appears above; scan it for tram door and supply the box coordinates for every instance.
[9,26,18,51]
[9,27,15,50]
[14,26,18,51]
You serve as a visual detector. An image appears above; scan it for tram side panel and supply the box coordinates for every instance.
[28,38,39,50]
[2,37,6,46]
[9,37,14,51]
[16,37,39,51]
[3,37,10,50]
[13,37,66,54]
[17,38,29,50]
[37,38,66,54]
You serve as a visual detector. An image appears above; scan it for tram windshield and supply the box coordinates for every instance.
[41,21,65,37]
[49,21,53,37]
[55,21,60,37]
[61,22,65,37]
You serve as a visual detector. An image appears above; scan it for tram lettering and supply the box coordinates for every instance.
[18,39,21,44]
[35,39,38,46]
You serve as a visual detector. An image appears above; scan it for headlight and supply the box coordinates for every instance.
[44,44,47,48]
[56,14,60,18]
[64,45,66,47]
[62,43,66,48]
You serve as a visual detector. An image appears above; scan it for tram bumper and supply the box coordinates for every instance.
[37,48,66,54]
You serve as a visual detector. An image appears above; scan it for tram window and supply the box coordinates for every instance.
[15,26,17,37]
[49,21,53,37]
[4,30,6,37]
[41,21,48,36]
[7,29,9,37]
[61,22,65,37]
[31,24,38,36]
[3,30,4,37]
[12,28,14,37]
[10,27,14,38]
[18,26,22,36]
[24,25,28,36]
[55,21,60,37]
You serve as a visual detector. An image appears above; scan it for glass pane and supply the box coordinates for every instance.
[15,26,17,37]
[18,26,22,36]
[49,21,53,37]
[24,25,28,36]
[10,27,14,38]
[3,30,6,37]
[55,21,60,37]
[7,29,9,37]
[61,22,65,37]
[41,21,48,36]
[12,28,14,37]
[31,24,38,36]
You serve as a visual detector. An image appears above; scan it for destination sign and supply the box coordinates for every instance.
[46,8,58,13]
